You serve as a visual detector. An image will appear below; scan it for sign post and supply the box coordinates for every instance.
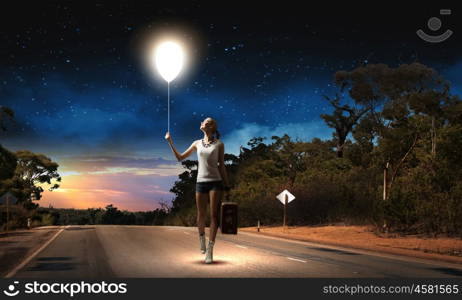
[276,190,295,229]
[6,195,9,232]
[1,192,18,232]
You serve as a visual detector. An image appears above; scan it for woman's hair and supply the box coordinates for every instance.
[214,129,221,139]
[208,117,221,139]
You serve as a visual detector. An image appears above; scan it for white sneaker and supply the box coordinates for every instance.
[205,240,214,264]
[199,234,206,254]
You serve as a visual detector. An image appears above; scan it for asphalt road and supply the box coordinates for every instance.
[10,225,462,278]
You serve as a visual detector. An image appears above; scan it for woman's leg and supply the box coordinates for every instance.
[208,189,223,242]
[195,192,208,235]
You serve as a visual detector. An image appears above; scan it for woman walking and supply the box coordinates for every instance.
[165,117,230,263]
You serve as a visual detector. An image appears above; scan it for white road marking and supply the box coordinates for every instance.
[183,231,190,235]
[5,225,70,278]
[235,244,248,249]
[286,257,307,263]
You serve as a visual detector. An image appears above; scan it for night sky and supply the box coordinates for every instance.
[1,2,461,211]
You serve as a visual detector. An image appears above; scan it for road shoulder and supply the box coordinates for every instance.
[240,226,462,266]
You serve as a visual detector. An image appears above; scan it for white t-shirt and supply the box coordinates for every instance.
[196,138,223,182]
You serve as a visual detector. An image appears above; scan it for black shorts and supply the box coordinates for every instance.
[196,180,224,193]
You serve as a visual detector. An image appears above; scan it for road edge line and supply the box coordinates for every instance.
[5,225,70,278]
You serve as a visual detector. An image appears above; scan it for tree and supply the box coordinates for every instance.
[102,204,123,224]
[331,63,450,201]
[0,107,17,189]
[169,160,197,214]
[320,64,393,158]
[0,145,17,185]
[11,150,61,205]
[347,113,378,168]
[376,64,449,201]
[0,106,15,132]
[321,94,370,158]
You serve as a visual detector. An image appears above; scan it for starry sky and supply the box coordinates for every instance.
[0,2,461,211]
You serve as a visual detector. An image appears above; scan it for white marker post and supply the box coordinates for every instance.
[276,190,295,229]
[6,195,9,232]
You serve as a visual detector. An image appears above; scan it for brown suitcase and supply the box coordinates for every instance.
[220,201,238,234]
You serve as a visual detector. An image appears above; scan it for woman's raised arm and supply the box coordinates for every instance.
[165,132,196,161]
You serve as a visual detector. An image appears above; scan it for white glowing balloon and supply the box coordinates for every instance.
[154,41,184,83]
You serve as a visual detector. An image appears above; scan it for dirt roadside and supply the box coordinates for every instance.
[240,225,462,265]
[0,226,63,277]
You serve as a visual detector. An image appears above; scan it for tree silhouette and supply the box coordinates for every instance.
[0,106,15,132]
[11,150,61,204]
[321,94,370,158]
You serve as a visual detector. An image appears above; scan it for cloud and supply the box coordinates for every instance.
[1,74,162,155]
[53,188,128,196]
[59,171,82,176]
[86,166,182,176]
[54,155,184,176]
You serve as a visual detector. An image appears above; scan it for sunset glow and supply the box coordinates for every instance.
[36,155,184,211]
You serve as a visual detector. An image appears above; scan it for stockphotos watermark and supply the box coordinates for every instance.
[2,280,127,297]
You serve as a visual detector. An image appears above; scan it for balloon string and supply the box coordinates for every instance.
[168,81,170,133]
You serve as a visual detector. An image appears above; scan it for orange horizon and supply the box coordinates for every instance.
[35,157,182,212]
